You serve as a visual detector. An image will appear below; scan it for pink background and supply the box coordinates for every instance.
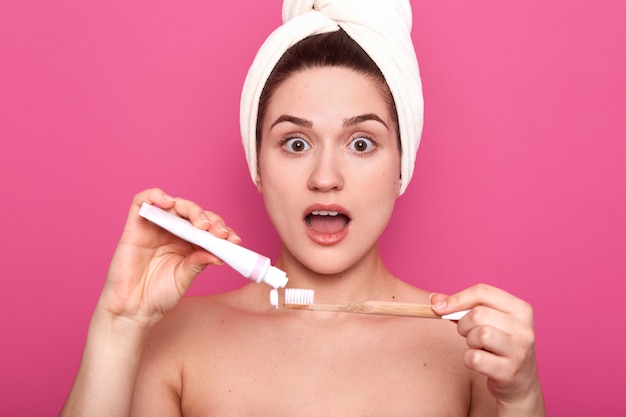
[1,0,625,415]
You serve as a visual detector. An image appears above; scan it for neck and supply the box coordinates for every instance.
[275,242,398,303]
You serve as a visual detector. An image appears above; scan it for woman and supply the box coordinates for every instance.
[61,1,545,416]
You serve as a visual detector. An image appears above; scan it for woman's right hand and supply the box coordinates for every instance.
[97,188,241,328]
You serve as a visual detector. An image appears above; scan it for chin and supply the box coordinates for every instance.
[293,246,368,276]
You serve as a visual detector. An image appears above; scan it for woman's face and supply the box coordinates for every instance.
[257,66,400,275]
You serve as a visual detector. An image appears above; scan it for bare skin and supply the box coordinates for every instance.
[132,283,491,417]
[60,67,545,417]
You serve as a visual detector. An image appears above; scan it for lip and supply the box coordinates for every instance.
[302,203,351,246]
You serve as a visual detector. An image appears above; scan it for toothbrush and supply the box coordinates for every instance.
[283,289,469,320]
[138,203,289,298]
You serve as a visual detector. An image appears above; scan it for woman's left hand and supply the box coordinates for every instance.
[431,284,546,414]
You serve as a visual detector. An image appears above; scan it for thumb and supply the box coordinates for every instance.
[174,250,219,294]
[429,292,449,306]
[429,291,467,322]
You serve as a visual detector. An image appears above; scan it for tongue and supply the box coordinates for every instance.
[307,215,348,234]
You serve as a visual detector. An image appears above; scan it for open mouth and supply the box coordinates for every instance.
[305,210,351,234]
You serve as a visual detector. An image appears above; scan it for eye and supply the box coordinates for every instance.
[348,136,376,153]
[281,137,311,153]
[282,137,311,153]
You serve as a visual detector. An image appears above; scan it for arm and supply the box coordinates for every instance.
[60,188,240,417]
[431,284,546,417]
[59,309,151,417]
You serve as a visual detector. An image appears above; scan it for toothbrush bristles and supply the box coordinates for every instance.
[284,288,315,305]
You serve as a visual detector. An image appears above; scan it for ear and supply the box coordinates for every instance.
[254,172,263,193]
[395,175,403,198]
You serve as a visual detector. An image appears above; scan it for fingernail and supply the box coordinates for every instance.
[163,194,176,202]
[215,221,229,234]
[433,300,447,310]
[428,292,435,303]
[200,212,211,225]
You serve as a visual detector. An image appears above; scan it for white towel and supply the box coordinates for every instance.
[240,0,423,196]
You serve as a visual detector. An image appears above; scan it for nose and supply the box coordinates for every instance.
[306,146,344,192]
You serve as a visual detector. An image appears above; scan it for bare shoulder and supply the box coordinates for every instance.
[388,279,496,415]
[134,281,493,416]
[131,289,257,416]
[143,286,264,345]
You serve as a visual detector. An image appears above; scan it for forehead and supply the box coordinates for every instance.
[264,66,394,122]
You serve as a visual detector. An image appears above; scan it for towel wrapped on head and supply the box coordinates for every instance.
[240,0,423,196]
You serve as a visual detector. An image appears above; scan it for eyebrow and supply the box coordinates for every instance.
[270,115,312,130]
[343,113,389,130]
[270,113,389,130]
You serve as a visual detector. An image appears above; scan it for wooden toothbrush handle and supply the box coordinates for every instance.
[357,301,441,318]
[285,301,441,318]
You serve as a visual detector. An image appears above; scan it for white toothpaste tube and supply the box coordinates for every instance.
[138,203,289,294]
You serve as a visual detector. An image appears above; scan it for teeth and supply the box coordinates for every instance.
[311,210,339,216]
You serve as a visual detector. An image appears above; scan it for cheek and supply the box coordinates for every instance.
[257,159,296,219]
[366,154,401,197]
[258,151,288,193]
[353,160,399,222]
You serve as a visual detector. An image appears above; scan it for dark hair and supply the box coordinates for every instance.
[256,29,399,150]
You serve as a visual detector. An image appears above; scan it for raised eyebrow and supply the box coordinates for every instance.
[270,115,313,130]
[343,113,389,130]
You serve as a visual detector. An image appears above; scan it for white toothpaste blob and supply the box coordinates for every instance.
[270,289,279,308]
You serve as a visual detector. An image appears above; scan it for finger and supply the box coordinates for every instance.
[169,203,244,259]
[429,292,448,305]
[117,189,179,247]
[223,226,242,244]
[462,319,537,385]
[464,324,514,357]
[181,250,218,279]
[432,283,534,324]
[463,348,517,384]
[163,197,214,229]
[455,305,518,338]
[153,252,213,306]
[464,337,539,389]
[125,188,176,229]
[188,246,225,266]
[429,292,452,317]
[165,198,238,241]
[455,303,536,360]
[131,191,243,257]
[132,188,177,211]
